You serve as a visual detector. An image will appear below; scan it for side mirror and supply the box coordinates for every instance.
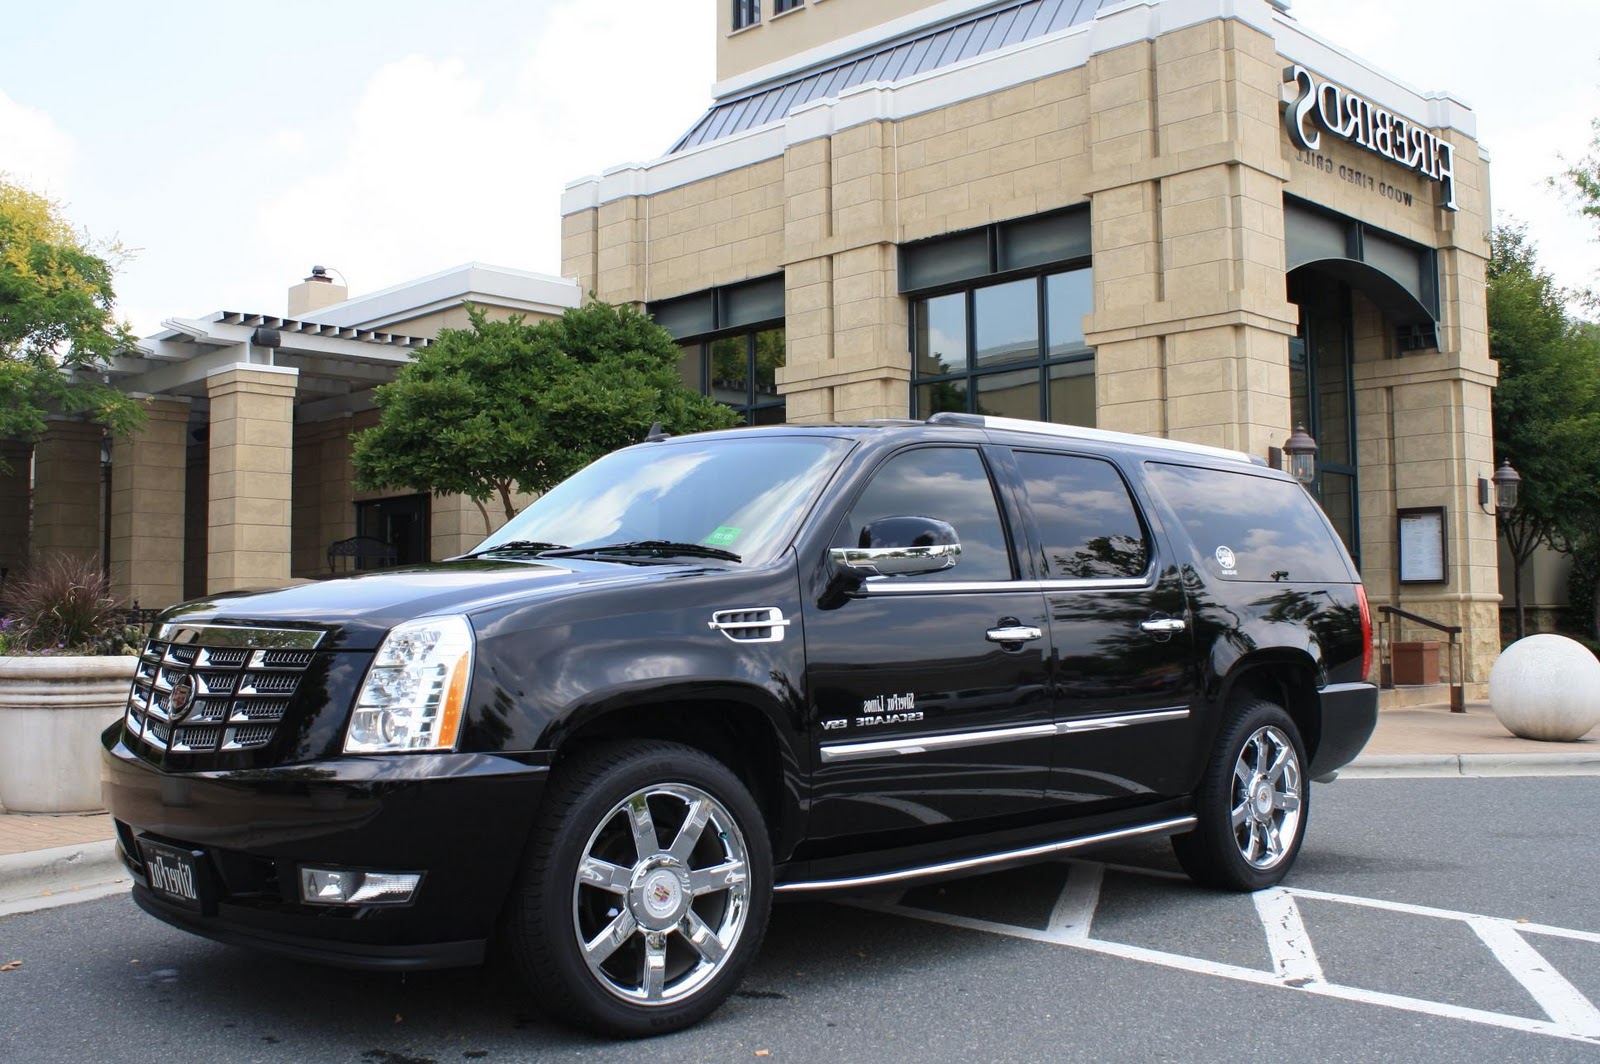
[829,516,963,578]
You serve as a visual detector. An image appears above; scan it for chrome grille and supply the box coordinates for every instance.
[124,623,324,758]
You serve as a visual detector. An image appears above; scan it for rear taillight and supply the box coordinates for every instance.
[1356,584,1373,679]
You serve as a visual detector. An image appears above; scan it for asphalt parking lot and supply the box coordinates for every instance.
[1,776,1595,1062]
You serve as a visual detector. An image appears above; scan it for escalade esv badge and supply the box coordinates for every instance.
[102,413,1377,1038]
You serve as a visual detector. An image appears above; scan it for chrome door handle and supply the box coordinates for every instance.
[1139,618,1187,635]
[986,625,1043,643]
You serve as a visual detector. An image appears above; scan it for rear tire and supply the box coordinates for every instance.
[1173,698,1308,891]
[505,740,772,1037]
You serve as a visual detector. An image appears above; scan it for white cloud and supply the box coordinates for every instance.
[241,0,713,312]
[0,89,77,198]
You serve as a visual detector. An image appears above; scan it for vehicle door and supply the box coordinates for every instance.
[803,444,1054,848]
[1008,449,1201,807]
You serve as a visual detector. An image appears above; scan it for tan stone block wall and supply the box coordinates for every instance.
[206,367,297,593]
[31,421,104,564]
[109,398,190,608]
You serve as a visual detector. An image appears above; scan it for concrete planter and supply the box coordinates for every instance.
[0,655,137,813]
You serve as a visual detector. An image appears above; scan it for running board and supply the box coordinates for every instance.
[774,815,1197,894]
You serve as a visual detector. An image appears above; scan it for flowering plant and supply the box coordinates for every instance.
[0,554,144,656]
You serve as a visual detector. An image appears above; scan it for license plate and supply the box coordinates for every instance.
[139,840,205,911]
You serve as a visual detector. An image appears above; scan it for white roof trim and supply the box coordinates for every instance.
[565,0,1278,213]
[299,262,582,329]
[566,0,1475,215]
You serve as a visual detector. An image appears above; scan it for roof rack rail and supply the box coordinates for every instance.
[926,413,1267,467]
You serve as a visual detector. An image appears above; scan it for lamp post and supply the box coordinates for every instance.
[1282,424,1318,486]
[1479,459,1521,517]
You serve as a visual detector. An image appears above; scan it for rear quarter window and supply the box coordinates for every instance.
[1144,463,1353,583]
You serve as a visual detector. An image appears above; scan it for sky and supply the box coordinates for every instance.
[0,0,1595,338]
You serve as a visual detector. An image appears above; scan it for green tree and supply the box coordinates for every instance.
[0,177,141,467]
[1555,117,1600,233]
[1487,223,1600,638]
[351,299,740,527]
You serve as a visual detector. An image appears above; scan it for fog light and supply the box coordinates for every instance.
[300,867,421,906]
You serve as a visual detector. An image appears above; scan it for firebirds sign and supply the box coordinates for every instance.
[1283,64,1458,212]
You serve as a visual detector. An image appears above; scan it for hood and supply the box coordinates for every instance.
[154,558,680,650]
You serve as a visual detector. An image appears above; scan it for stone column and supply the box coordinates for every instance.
[108,397,192,608]
[206,365,298,593]
[1084,20,1300,456]
[778,120,909,423]
[30,420,105,564]
[0,441,32,585]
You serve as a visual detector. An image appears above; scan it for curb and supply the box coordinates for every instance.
[0,840,127,912]
[1343,752,1600,778]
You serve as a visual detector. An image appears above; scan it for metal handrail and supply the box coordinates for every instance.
[1375,605,1465,712]
[1376,605,1461,636]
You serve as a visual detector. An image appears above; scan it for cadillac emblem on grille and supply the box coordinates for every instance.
[167,673,197,722]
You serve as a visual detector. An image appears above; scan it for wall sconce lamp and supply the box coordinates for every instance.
[1271,423,1318,485]
[1479,459,1521,516]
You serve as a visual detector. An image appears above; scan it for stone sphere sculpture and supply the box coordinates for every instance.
[1488,634,1600,742]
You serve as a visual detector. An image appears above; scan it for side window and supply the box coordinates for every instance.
[1144,463,1351,583]
[835,447,1014,582]
[1013,451,1150,579]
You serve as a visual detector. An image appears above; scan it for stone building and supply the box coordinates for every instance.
[1,265,579,607]
[561,0,1501,678]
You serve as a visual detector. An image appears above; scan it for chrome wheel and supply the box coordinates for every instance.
[1230,725,1302,870]
[572,782,752,1006]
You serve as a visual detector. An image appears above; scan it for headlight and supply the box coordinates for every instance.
[345,615,474,753]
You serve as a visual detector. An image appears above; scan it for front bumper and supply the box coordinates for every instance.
[1309,681,1380,778]
[101,729,548,970]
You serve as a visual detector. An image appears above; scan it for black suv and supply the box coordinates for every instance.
[103,414,1377,1036]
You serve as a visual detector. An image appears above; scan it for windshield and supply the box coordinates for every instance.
[472,434,853,565]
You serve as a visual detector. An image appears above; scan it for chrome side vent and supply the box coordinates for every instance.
[708,607,790,644]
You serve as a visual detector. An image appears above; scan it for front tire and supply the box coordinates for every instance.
[1173,699,1308,891]
[506,741,772,1037]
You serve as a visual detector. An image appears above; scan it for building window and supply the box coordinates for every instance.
[651,275,787,425]
[910,266,1094,424]
[904,209,1094,425]
[733,0,760,30]
[773,0,804,12]
[679,329,786,425]
[355,494,430,568]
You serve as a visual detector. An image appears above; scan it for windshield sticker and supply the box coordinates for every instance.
[1215,545,1238,575]
[704,526,742,548]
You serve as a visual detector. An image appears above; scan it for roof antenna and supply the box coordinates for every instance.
[644,421,671,442]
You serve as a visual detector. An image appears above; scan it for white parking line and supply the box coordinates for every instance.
[1046,861,1101,940]
[1468,917,1600,1038]
[848,860,1600,1047]
[1253,888,1324,985]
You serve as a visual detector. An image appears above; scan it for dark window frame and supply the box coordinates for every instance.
[903,209,1094,425]
[678,325,787,425]
[908,264,1095,424]
[733,0,761,31]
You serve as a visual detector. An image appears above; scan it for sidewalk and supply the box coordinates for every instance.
[1,701,1595,911]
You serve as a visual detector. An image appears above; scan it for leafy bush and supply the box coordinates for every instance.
[0,554,144,655]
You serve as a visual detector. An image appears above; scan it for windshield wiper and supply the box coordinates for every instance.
[461,540,569,559]
[539,540,742,563]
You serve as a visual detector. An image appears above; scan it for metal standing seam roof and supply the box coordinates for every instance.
[670,0,1113,154]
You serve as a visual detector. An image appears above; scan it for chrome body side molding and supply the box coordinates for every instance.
[818,707,1190,763]
[773,815,1198,893]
